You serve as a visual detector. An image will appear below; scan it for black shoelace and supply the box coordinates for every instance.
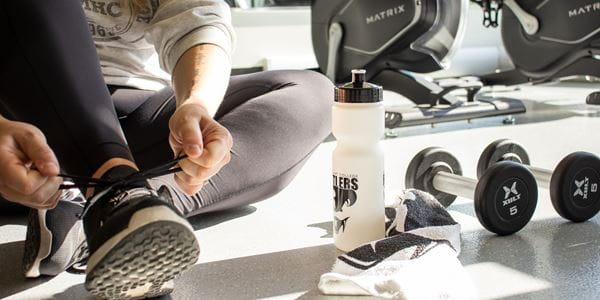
[57,155,187,191]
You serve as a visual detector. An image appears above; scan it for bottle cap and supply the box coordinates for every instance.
[335,69,383,103]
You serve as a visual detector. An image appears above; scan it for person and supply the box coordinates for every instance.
[0,0,332,299]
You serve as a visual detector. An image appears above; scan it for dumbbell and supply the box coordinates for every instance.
[477,139,600,222]
[406,147,538,235]
[586,91,600,105]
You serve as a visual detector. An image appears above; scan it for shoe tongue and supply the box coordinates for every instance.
[95,165,150,195]
[100,165,140,182]
[81,166,164,241]
[85,165,152,212]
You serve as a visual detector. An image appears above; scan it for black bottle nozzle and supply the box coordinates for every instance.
[351,69,366,88]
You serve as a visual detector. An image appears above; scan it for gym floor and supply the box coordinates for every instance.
[1,81,599,299]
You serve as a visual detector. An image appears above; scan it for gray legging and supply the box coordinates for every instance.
[0,0,333,217]
[114,71,333,216]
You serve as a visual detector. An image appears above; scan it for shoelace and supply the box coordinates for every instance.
[57,155,187,191]
[57,155,188,220]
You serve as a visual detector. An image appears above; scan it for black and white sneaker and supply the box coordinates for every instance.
[23,187,88,278]
[83,180,199,299]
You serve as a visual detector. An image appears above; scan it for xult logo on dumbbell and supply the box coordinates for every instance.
[497,179,527,219]
[573,179,587,198]
[477,139,600,222]
[503,182,518,201]
[405,147,538,235]
[571,168,600,207]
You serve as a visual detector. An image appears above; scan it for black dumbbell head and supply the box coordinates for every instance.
[475,161,538,235]
[586,91,600,105]
[477,139,530,179]
[550,152,600,222]
[405,147,462,207]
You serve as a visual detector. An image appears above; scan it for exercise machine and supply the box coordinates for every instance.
[311,0,600,127]
[311,0,527,128]
[474,0,600,85]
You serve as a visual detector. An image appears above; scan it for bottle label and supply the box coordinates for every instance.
[333,172,359,234]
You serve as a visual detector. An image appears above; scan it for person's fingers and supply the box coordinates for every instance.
[7,198,50,210]
[39,189,62,210]
[0,189,33,208]
[169,109,204,158]
[13,127,59,176]
[175,171,205,187]
[35,178,62,209]
[178,159,203,179]
[0,156,48,196]
[174,174,204,195]
[180,120,203,158]
[176,145,230,196]
[178,152,226,177]
[191,139,230,168]
[0,176,62,209]
[169,133,183,158]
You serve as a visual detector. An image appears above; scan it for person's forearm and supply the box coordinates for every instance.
[171,43,231,117]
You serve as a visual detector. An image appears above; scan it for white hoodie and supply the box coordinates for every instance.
[82,0,235,91]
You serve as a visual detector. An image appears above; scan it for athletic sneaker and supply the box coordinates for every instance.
[83,180,200,299]
[23,187,88,278]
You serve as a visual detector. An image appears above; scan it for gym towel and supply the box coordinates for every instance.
[318,189,475,299]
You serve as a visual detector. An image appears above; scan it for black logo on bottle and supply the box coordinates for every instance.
[333,174,359,233]
[334,216,350,233]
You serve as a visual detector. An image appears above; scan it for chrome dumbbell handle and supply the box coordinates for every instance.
[432,171,477,200]
[527,166,552,188]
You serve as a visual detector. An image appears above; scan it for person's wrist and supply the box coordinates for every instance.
[180,95,218,117]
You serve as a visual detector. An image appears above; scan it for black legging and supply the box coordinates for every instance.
[0,0,333,216]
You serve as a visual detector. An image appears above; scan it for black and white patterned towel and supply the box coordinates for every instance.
[319,189,475,299]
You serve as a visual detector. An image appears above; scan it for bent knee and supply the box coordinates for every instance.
[274,70,334,137]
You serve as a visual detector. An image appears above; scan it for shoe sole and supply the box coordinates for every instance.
[23,209,53,278]
[85,206,199,300]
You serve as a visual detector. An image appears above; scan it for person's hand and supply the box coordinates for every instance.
[168,102,233,195]
[0,119,62,209]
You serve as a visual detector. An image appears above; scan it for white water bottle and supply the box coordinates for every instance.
[332,69,385,252]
